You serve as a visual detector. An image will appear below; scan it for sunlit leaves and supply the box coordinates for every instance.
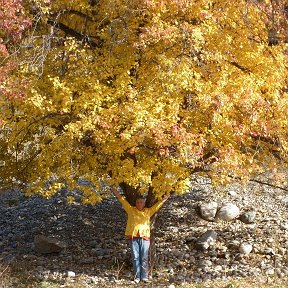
[0,0,287,202]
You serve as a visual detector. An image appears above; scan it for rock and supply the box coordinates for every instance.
[67,271,76,278]
[262,248,275,255]
[239,211,256,224]
[89,240,99,248]
[184,253,190,259]
[34,235,66,254]
[171,227,179,233]
[92,248,108,257]
[1,180,288,286]
[195,230,217,250]
[80,257,95,264]
[280,223,288,230]
[197,201,218,221]
[279,195,288,204]
[185,236,196,243]
[89,276,99,284]
[265,268,275,275]
[216,203,240,221]
[214,265,222,272]
[227,240,240,250]
[278,247,286,255]
[239,242,253,255]
[199,259,212,268]
[228,190,237,197]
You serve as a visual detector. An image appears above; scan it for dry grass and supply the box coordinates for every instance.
[0,262,38,288]
[179,278,288,288]
[1,262,287,288]
[0,263,10,288]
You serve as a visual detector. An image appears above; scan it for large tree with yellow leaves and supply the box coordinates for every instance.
[1,0,287,205]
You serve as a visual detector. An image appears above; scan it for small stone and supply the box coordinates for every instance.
[195,230,217,250]
[169,276,177,284]
[265,268,275,275]
[262,248,275,255]
[93,248,106,256]
[278,247,286,255]
[89,276,99,284]
[89,240,99,248]
[227,240,240,250]
[239,242,253,255]
[280,223,288,230]
[276,270,285,278]
[239,211,256,224]
[214,265,222,271]
[197,201,218,221]
[283,269,288,276]
[280,195,288,204]
[216,203,240,221]
[109,276,116,282]
[80,257,94,264]
[171,227,179,233]
[67,271,76,278]
[199,259,212,267]
[228,190,237,197]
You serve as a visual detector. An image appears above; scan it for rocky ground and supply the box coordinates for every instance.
[0,178,288,287]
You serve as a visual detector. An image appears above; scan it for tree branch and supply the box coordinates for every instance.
[47,19,102,48]
[249,178,288,192]
[249,132,279,146]
[228,61,252,73]
[249,132,283,160]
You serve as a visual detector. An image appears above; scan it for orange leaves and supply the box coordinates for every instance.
[0,0,31,101]
[0,0,31,42]
[139,24,179,47]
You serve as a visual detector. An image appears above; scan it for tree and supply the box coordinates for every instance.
[0,0,287,205]
[0,0,31,185]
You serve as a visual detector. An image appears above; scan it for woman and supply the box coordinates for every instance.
[112,187,170,283]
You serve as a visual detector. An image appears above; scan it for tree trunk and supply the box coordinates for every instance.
[145,186,159,275]
[148,215,157,274]
[119,182,142,206]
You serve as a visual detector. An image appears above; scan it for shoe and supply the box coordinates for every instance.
[134,278,140,284]
[142,278,150,283]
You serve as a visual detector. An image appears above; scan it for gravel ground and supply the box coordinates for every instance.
[0,178,287,287]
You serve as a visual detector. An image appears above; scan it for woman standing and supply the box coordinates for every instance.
[112,187,170,283]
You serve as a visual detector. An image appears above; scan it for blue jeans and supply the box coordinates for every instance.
[129,238,150,280]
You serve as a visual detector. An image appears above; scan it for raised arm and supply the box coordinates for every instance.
[112,187,122,200]
[111,186,132,212]
[149,193,170,217]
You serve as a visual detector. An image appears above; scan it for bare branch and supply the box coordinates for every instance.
[50,10,95,22]
[47,19,101,48]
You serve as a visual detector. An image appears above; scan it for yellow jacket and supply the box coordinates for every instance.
[119,196,165,238]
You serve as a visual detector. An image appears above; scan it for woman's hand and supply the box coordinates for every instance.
[112,186,121,199]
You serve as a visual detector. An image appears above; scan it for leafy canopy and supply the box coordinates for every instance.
[0,0,287,204]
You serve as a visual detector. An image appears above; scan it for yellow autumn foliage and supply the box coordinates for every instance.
[0,0,287,203]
